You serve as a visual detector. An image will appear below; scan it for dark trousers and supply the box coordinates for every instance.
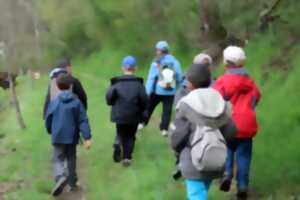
[116,124,138,159]
[53,144,77,187]
[145,94,174,130]
[224,138,253,191]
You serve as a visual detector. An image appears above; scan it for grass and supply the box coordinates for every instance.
[0,37,300,199]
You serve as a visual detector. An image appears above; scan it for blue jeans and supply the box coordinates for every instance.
[185,179,211,200]
[224,138,253,191]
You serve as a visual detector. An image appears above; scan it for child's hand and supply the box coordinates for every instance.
[84,140,92,150]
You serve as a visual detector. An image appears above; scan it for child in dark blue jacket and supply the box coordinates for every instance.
[106,56,148,167]
[45,74,92,196]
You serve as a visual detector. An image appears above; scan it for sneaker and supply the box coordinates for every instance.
[138,123,145,130]
[122,159,132,167]
[161,130,168,137]
[67,181,81,192]
[237,190,248,200]
[219,178,231,192]
[172,169,182,181]
[67,185,81,193]
[113,145,122,163]
[51,176,68,196]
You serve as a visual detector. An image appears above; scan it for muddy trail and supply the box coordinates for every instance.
[0,166,87,200]
[224,188,260,200]
[54,158,88,200]
[55,186,85,200]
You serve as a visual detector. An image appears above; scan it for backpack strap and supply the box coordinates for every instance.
[190,136,204,148]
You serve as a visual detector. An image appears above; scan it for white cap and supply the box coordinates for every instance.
[193,53,213,65]
[223,46,246,66]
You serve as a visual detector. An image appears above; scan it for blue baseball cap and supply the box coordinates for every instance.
[155,41,169,51]
[122,56,137,69]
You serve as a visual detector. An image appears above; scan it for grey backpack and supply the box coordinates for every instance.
[190,125,227,172]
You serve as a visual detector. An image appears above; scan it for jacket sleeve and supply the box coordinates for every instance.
[174,86,189,107]
[214,77,229,100]
[219,102,237,143]
[220,119,237,143]
[170,108,192,153]
[43,85,50,120]
[73,78,88,110]
[77,102,92,140]
[106,85,118,106]
[45,106,52,134]
[252,81,262,106]
[138,84,149,122]
[139,84,148,110]
[145,63,158,95]
[175,60,183,88]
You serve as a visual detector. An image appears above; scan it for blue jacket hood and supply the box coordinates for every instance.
[155,54,176,64]
[58,91,76,103]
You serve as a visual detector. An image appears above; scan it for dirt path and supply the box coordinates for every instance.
[55,186,85,200]
[54,155,87,200]
[0,181,23,200]
[222,182,260,200]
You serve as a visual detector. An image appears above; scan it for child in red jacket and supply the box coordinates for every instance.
[214,46,261,200]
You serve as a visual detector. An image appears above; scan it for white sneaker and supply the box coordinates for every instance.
[161,130,168,137]
[122,159,132,167]
[138,123,145,130]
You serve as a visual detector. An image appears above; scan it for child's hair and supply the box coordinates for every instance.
[56,74,72,90]
[123,67,135,73]
[193,53,213,65]
[161,49,169,54]
[186,63,211,88]
[55,57,71,69]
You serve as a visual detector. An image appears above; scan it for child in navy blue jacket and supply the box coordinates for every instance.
[106,56,148,167]
[45,74,92,196]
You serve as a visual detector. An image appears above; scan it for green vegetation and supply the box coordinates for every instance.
[0,0,300,199]
[36,0,300,62]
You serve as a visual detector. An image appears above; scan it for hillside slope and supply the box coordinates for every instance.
[0,34,300,200]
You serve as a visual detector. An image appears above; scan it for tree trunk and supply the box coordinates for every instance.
[199,0,227,62]
[20,0,42,59]
[8,73,26,130]
[199,0,246,63]
[259,0,283,31]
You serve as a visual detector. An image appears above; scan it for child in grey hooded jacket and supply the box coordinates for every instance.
[174,53,213,106]
[170,63,235,200]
